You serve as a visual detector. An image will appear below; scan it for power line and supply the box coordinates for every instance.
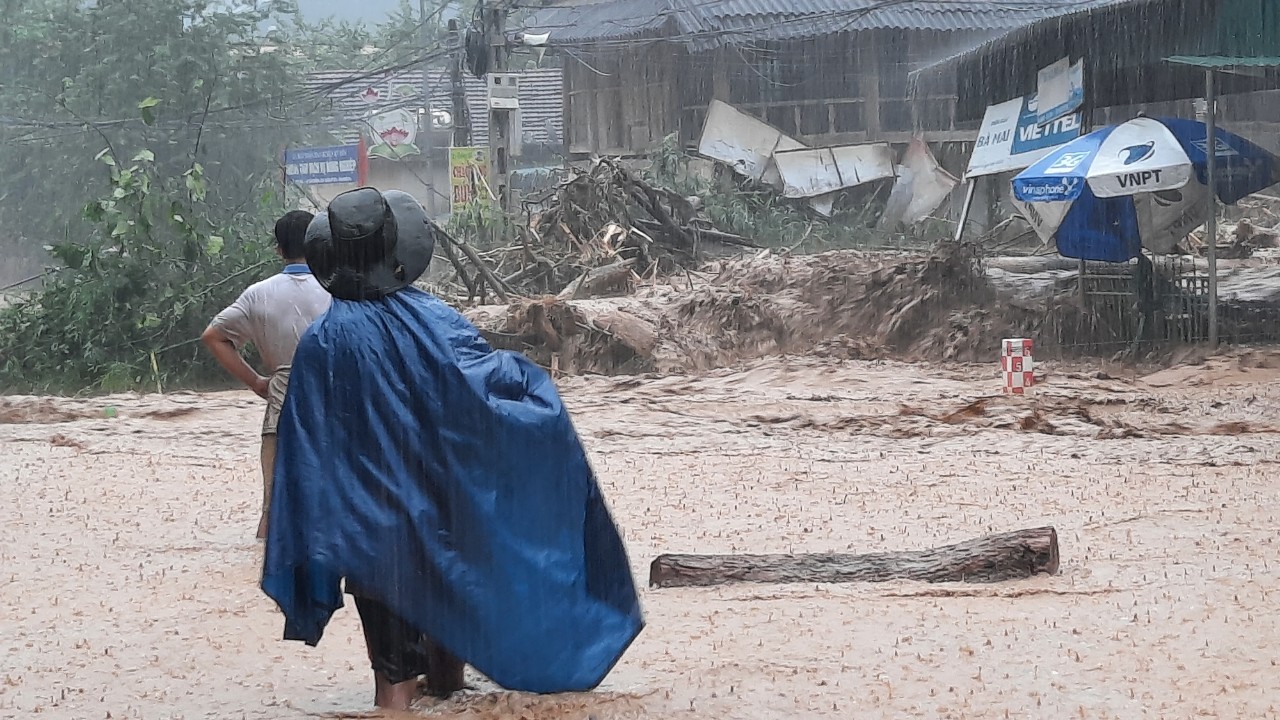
[0,0,465,131]
[0,43,457,134]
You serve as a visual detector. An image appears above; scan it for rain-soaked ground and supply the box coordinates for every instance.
[3,354,1280,719]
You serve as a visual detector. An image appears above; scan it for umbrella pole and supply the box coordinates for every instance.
[1205,69,1219,349]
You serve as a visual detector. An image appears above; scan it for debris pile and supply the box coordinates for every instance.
[1178,194,1280,258]
[434,158,758,303]
[656,241,1022,370]
[1218,218,1279,259]
[466,242,1056,374]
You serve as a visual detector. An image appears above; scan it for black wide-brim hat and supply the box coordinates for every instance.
[304,187,436,301]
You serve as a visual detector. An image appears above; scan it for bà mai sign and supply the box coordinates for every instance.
[966,95,1083,179]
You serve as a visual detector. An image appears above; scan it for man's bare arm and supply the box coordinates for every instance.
[201,325,269,398]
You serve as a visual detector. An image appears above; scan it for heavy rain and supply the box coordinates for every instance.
[2,0,1279,718]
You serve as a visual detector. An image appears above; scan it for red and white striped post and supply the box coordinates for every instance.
[1002,338,1034,395]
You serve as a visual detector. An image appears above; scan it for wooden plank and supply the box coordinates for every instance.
[862,31,882,138]
[649,527,1060,588]
[585,60,600,153]
[620,50,642,153]
[712,47,730,102]
[561,58,574,156]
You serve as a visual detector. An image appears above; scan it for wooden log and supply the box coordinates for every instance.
[585,309,658,357]
[648,526,1059,588]
[633,218,761,249]
[435,232,478,299]
[557,258,637,300]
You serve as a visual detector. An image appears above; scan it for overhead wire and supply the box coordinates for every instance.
[0,43,459,147]
[0,0,464,135]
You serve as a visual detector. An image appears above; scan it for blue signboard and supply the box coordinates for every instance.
[284,144,360,185]
[1010,95,1082,156]
[967,94,1083,178]
[1034,58,1085,126]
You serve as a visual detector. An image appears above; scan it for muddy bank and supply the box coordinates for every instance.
[464,246,1134,375]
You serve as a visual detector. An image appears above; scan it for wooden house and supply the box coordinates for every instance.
[519,0,1103,158]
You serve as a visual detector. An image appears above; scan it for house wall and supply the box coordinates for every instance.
[565,44,685,155]
[1096,93,1280,155]
[561,30,988,157]
[310,153,452,218]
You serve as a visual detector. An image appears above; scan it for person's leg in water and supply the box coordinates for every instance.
[421,636,466,698]
[258,370,290,540]
[354,595,465,709]
[257,434,275,540]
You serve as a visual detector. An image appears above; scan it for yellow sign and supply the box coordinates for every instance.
[449,147,491,213]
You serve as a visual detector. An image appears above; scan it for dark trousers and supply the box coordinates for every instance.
[352,595,465,693]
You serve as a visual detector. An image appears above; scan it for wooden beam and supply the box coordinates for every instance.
[649,527,1060,588]
[808,130,979,145]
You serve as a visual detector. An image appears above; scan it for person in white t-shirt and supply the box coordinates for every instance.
[201,210,332,539]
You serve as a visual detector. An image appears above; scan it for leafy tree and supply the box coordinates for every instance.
[0,0,484,391]
[0,143,281,392]
[0,0,316,272]
[0,0,326,391]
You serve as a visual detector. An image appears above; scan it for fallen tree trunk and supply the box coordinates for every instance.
[633,218,761,249]
[649,526,1059,588]
[557,258,637,300]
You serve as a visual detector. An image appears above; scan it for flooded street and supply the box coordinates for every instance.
[4,355,1280,719]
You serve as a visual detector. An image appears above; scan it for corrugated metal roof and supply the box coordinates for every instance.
[1166,55,1280,69]
[302,68,563,147]
[523,0,675,43]
[523,0,1100,50]
[909,0,1280,121]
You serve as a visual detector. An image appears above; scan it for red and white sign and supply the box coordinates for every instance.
[1002,338,1035,395]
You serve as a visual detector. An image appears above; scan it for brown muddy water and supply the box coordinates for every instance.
[3,355,1280,719]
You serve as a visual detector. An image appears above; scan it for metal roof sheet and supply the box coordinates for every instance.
[909,0,1280,121]
[524,0,1099,50]
[522,0,677,43]
[1166,55,1280,69]
[303,68,564,147]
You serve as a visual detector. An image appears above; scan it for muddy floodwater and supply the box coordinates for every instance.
[3,355,1280,719]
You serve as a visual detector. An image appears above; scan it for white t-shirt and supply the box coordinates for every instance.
[208,266,332,374]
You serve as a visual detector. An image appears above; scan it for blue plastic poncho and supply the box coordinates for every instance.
[260,287,644,693]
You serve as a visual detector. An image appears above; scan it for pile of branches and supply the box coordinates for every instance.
[480,158,757,300]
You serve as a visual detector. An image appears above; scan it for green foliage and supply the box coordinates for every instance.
[0,147,283,393]
[445,199,515,250]
[0,0,403,393]
[0,0,316,262]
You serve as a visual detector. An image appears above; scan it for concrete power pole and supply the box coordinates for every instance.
[484,0,513,212]
[419,0,436,210]
[448,18,471,147]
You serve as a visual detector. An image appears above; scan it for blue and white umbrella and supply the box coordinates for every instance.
[1010,117,1278,262]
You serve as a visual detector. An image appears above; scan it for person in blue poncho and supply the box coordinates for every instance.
[261,187,644,711]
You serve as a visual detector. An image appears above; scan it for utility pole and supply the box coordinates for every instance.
[419,0,435,207]
[448,18,471,147]
[484,0,513,212]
